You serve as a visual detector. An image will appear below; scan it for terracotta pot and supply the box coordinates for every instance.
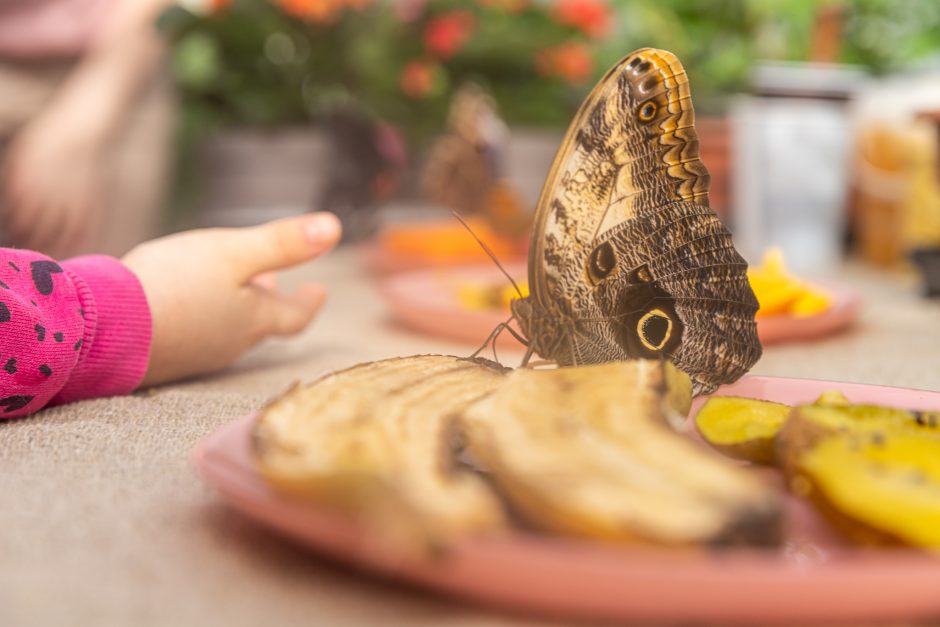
[697,116,732,219]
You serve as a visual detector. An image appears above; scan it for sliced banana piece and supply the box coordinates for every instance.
[460,361,781,546]
[254,355,510,544]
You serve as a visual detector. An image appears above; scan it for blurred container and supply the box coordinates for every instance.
[849,75,940,266]
[504,129,561,211]
[911,247,940,297]
[732,62,868,273]
[854,125,919,265]
[196,126,326,227]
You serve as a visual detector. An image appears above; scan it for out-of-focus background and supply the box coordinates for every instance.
[2,0,940,288]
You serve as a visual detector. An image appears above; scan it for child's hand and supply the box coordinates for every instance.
[123,213,342,387]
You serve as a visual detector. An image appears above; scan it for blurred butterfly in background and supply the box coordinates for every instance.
[421,83,531,239]
[497,48,762,395]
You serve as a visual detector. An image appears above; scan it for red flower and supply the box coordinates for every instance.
[552,0,611,38]
[400,60,439,99]
[423,10,476,59]
[535,42,593,85]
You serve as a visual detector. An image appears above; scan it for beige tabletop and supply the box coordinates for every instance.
[3,246,940,627]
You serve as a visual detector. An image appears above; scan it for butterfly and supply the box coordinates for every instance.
[506,48,762,395]
[421,83,530,238]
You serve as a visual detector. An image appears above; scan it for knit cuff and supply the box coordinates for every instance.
[54,255,152,403]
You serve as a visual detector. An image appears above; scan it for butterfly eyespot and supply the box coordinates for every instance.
[631,265,653,283]
[638,60,652,72]
[641,78,658,92]
[587,241,617,284]
[628,57,641,68]
[638,101,657,122]
[637,309,672,351]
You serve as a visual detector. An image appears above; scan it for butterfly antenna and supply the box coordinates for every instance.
[452,212,524,299]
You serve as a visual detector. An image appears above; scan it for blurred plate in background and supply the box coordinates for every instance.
[379,265,860,349]
[361,217,527,275]
[758,284,861,345]
[379,264,527,352]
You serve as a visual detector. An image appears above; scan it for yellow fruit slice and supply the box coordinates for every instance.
[779,403,940,549]
[695,397,791,465]
[789,288,833,318]
[747,247,832,318]
[795,431,940,549]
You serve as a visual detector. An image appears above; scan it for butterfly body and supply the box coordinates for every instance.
[513,48,761,394]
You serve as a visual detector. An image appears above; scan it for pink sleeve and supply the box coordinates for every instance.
[0,249,152,418]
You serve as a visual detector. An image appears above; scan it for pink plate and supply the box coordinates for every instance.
[379,264,528,350]
[757,285,861,345]
[379,265,861,348]
[194,376,940,624]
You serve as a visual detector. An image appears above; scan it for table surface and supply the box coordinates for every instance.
[3,246,940,627]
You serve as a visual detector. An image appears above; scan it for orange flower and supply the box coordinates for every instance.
[423,10,476,59]
[277,0,371,23]
[552,0,611,38]
[400,60,439,99]
[210,0,231,11]
[535,42,593,85]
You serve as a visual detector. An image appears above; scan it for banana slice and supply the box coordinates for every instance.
[254,355,510,544]
[460,361,782,546]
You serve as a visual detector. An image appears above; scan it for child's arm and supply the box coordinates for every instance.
[0,212,341,418]
[0,250,151,418]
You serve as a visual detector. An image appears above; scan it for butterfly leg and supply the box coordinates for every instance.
[470,323,503,359]
[500,322,529,348]
[471,317,529,362]
[520,345,535,367]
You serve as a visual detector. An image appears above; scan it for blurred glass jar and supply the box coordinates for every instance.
[848,73,940,267]
[731,62,867,274]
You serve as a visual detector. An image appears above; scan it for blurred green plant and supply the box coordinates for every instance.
[159,0,940,218]
[160,0,608,143]
[593,0,940,113]
[161,0,940,141]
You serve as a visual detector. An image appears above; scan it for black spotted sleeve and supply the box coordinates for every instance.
[0,249,152,418]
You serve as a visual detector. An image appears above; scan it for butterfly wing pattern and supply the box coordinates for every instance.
[511,48,761,395]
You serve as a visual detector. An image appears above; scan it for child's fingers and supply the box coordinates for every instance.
[230,213,342,282]
[257,283,327,337]
[251,271,278,291]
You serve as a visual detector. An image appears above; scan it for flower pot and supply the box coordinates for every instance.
[195,126,327,227]
[697,116,732,219]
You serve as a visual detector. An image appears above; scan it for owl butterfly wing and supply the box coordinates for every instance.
[523,48,760,394]
[528,48,706,302]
